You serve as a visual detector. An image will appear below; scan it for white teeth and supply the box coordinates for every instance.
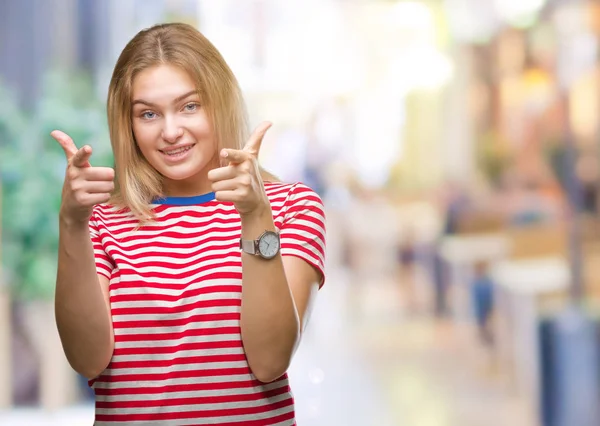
[164,146,192,156]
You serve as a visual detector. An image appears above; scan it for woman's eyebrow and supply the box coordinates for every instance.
[132,90,198,107]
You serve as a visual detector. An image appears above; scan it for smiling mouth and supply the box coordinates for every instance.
[160,145,195,156]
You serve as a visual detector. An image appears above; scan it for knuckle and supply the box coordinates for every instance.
[74,193,87,205]
[69,181,81,193]
[241,175,252,186]
[66,168,78,182]
[81,168,94,180]
[240,162,252,174]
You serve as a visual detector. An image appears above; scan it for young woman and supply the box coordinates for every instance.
[52,22,325,425]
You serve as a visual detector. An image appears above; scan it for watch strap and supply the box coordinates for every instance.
[240,238,257,255]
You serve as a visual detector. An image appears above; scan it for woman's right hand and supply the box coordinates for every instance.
[51,130,115,224]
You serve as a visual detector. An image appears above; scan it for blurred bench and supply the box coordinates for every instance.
[491,224,570,425]
[439,214,572,421]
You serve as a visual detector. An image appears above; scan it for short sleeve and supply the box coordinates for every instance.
[89,210,115,280]
[280,183,326,287]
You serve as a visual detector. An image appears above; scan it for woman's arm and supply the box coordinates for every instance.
[239,208,320,383]
[55,218,114,379]
[209,122,325,383]
[51,130,115,380]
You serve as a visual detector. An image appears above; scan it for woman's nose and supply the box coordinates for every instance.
[161,117,184,143]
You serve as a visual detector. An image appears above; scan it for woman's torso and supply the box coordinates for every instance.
[90,187,297,425]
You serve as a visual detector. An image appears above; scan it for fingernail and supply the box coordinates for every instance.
[221,150,228,158]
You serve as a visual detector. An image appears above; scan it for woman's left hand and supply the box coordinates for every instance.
[208,121,272,216]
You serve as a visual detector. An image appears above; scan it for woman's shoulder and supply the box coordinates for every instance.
[264,181,294,195]
[264,181,324,212]
[91,203,134,223]
[264,181,321,198]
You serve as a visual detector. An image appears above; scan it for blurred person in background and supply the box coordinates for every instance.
[51,22,325,425]
[470,260,495,346]
[430,181,471,317]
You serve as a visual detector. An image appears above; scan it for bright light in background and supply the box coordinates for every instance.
[264,1,365,97]
[444,0,500,43]
[389,47,454,93]
[198,0,365,98]
[445,0,548,41]
[379,1,454,93]
[351,1,452,189]
[494,0,548,27]
[353,91,405,189]
[195,1,256,86]
[198,0,453,190]
[387,1,434,31]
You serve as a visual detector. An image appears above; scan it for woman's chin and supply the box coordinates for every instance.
[159,164,206,182]
[151,152,217,184]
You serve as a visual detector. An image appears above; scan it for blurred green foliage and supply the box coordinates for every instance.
[0,71,113,300]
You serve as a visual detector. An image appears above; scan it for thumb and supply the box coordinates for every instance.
[71,145,93,168]
[51,130,78,160]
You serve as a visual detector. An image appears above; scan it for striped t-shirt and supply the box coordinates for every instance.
[88,181,326,425]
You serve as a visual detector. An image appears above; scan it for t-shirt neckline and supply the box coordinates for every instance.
[152,192,216,206]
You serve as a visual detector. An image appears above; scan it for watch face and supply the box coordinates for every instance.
[258,231,280,259]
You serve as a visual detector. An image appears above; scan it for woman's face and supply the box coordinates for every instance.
[131,64,218,196]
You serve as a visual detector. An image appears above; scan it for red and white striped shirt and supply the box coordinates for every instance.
[88,182,326,425]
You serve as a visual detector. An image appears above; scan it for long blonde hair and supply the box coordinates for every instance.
[107,22,276,220]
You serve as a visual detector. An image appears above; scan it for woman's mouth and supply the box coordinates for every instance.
[159,144,195,162]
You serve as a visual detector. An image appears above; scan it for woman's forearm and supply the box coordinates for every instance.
[239,208,300,383]
[55,216,114,379]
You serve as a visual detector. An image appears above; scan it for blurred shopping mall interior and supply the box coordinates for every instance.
[3,0,600,425]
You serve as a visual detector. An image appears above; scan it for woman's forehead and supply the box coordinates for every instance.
[131,65,198,103]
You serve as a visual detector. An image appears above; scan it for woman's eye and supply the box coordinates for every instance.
[184,103,198,112]
[142,111,156,120]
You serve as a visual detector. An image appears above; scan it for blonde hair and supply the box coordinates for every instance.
[107,22,277,220]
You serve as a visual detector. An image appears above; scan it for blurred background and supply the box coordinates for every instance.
[2,0,600,425]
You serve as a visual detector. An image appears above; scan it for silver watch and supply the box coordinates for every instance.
[240,230,281,259]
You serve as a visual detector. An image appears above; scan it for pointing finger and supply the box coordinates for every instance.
[220,149,250,165]
[243,121,272,157]
[51,130,78,160]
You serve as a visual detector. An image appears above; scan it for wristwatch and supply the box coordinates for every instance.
[240,230,281,260]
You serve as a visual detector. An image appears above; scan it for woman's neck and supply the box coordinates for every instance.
[162,181,213,198]
[161,160,219,198]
